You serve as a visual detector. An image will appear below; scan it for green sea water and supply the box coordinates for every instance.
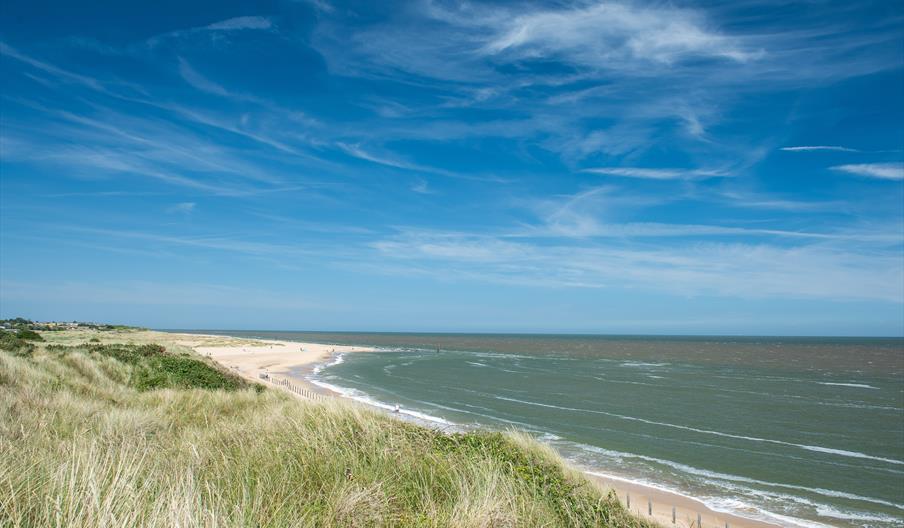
[188,331,904,527]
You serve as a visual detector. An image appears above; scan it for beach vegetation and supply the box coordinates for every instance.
[0,332,35,357]
[13,328,43,341]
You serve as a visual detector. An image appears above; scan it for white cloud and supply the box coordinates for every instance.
[411,180,432,194]
[1,41,104,91]
[483,2,758,67]
[334,142,491,181]
[582,167,728,180]
[166,202,196,214]
[337,142,420,171]
[371,232,529,263]
[205,16,272,31]
[146,16,273,47]
[831,163,904,181]
[781,146,860,153]
[522,187,884,241]
[369,229,904,302]
[524,220,860,241]
[718,192,843,212]
[297,0,333,14]
[307,1,901,170]
[177,58,230,96]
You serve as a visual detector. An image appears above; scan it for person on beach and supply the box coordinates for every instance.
[394,404,400,413]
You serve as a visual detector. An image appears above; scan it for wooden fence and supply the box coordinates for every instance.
[260,373,327,401]
[625,492,734,528]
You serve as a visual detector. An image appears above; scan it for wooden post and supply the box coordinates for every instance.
[626,493,630,508]
[648,498,652,515]
[672,506,676,524]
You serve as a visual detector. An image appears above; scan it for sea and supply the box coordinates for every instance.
[185,331,904,528]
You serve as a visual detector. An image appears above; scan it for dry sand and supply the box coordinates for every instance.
[171,332,375,394]
[166,331,780,528]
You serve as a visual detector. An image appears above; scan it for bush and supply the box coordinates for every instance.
[44,342,254,392]
[15,329,44,342]
[133,354,249,391]
[0,331,35,357]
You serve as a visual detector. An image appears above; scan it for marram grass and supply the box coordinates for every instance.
[0,338,655,528]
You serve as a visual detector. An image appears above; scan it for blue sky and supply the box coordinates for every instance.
[1,0,902,335]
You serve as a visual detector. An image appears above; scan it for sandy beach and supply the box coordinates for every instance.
[159,330,782,528]
[168,331,376,395]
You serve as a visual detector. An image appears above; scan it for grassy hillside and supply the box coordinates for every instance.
[0,333,654,528]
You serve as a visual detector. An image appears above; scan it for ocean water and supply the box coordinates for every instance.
[193,331,904,527]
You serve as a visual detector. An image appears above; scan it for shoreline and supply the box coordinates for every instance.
[168,330,784,528]
[174,331,377,396]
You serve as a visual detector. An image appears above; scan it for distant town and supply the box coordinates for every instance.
[0,317,138,332]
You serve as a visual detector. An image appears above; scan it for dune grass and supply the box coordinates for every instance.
[0,335,654,528]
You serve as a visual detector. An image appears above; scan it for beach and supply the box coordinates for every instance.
[179,332,376,395]
[169,330,787,528]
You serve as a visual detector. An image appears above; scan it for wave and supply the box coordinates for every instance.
[815,505,903,523]
[306,375,455,427]
[817,382,879,390]
[311,352,344,375]
[494,395,904,466]
[568,441,904,511]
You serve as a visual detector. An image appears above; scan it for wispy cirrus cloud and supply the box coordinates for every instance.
[411,180,432,194]
[831,163,904,181]
[334,142,504,182]
[309,0,903,174]
[147,16,273,47]
[166,202,196,214]
[482,2,759,66]
[336,142,424,171]
[0,41,114,94]
[582,167,729,180]
[205,16,272,31]
[367,228,904,302]
[781,146,860,153]
[518,186,892,241]
[715,191,844,212]
[177,57,231,97]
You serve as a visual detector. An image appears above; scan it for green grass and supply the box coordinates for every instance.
[0,334,653,528]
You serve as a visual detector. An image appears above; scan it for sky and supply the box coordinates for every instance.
[1,0,903,335]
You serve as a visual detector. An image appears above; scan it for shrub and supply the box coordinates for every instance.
[15,329,44,341]
[41,342,254,392]
[0,331,35,357]
[133,354,248,391]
